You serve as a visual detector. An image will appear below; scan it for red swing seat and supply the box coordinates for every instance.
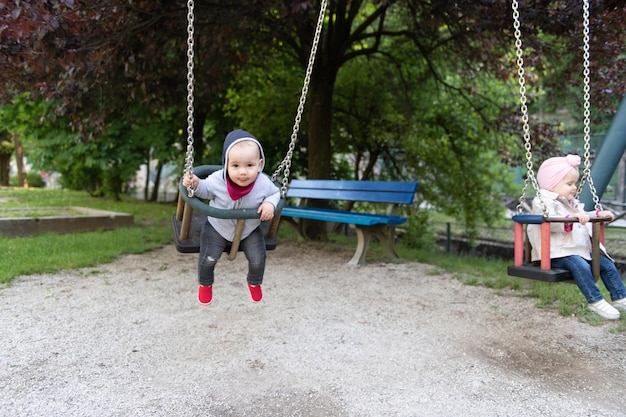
[507,214,605,283]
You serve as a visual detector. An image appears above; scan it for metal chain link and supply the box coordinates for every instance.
[184,0,196,197]
[183,0,326,199]
[576,0,602,211]
[511,0,601,214]
[271,0,328,197]
[511,0,546,215]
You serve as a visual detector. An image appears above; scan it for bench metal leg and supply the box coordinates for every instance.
[349,227,371,266]
[349,224,399,266]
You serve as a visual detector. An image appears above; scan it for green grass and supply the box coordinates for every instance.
[2,187,624,331]
[1,226,171,280]
[0,188,174,284]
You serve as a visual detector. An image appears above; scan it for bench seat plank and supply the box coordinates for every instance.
[287,180,417,204]
[281,207,407,226]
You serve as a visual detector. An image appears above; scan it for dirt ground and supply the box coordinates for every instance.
[1,241,626,417]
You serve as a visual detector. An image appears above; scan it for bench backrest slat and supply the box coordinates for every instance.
[286,180,418,205]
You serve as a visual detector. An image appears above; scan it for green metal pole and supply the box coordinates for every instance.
[580,95,626,208]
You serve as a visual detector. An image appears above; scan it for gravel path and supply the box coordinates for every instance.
[2,241,625,417]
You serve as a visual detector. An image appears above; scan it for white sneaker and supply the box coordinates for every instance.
[612,298,626,312]
[589,299,620,320]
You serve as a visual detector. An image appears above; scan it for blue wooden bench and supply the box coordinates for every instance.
[281,179,418,265]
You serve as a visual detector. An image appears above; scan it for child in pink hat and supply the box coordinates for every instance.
[528,154,626,320]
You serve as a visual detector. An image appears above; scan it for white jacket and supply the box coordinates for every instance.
[527,189,609,262]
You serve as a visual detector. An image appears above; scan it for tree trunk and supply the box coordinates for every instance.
[307,76,334,181]
[144,149,151,201]
[150,161,163,202]
[0,131,10,186]
[0,154,9,186]
[13,134,28,188]
[302,61,338,240]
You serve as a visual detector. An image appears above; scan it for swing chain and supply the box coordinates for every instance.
[576,0,602,211]
[184,0,196,197]
[512,0,602,215]
[271,0,328,197]
[511,0,547,216]
[183,0,326,199]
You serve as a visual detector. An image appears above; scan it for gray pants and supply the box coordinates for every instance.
[197,220,266,287]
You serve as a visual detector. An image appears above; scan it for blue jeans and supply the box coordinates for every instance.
[551,255,626,304]
[197,221,266,287]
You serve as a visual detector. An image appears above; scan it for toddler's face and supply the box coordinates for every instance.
[551,168,579,202]
[227,141,263,187]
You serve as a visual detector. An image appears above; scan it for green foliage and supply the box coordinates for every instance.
[225,28,519,235]
[224,51,308,175]
[0,93,40,135]
[395,64,517,236]
[334,55,409,180]
[0,137,13,156]
[3,94,184,199]
[9,172,46,188]
[402,209,436,249]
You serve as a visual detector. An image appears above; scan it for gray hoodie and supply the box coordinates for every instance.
[193,129,280,241]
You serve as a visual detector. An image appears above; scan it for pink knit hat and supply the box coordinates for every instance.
[537,154,581,191]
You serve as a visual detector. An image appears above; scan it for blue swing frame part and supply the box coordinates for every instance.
[171,165,286,255]
[507,214,606,283]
